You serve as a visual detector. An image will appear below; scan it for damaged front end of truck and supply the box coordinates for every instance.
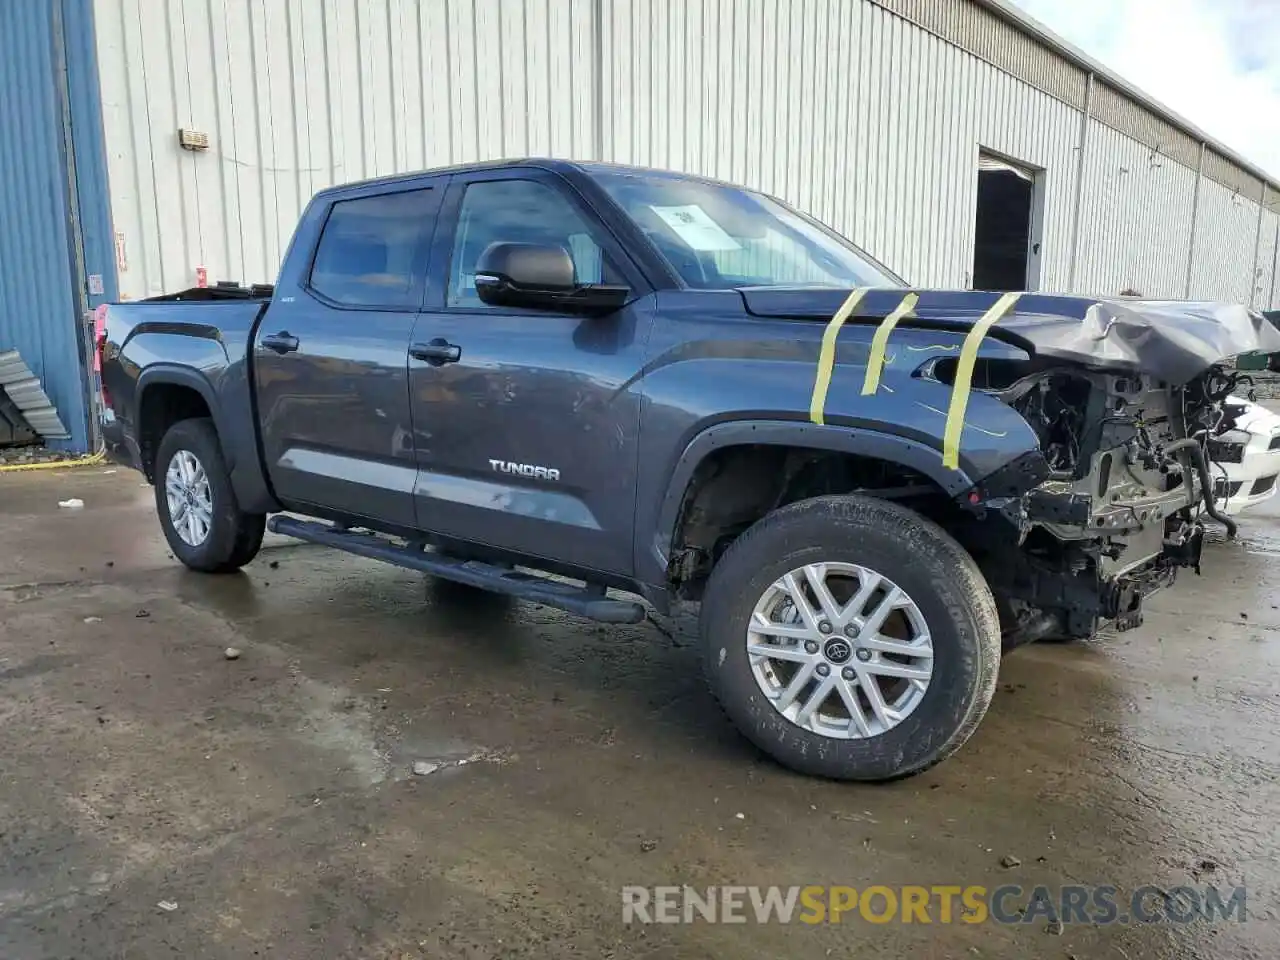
[947,297,1280,645]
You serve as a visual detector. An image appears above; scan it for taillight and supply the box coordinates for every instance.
[94,304,110,406]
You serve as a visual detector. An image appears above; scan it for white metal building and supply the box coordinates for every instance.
[5,0,1280,451]
[94,0,1280,308]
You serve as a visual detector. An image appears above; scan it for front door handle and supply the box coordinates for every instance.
[410,338,461,365]
[261,331,300,354]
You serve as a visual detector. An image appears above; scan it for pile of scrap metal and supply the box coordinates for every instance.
[0,350,68,448]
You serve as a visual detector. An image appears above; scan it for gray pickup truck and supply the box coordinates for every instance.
[99,159,1280,781]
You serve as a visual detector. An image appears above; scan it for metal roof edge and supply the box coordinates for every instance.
[974,0,1280,191]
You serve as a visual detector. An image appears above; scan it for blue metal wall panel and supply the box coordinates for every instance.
[0,0,111,453]
[61,0,119,313]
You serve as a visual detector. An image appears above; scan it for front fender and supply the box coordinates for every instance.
[637,419,981,585]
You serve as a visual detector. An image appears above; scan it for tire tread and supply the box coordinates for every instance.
[700,494,1001,781]
[155,418,264,573]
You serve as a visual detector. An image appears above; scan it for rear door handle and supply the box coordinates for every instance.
[261,331,300,354]
[410,339,461,365]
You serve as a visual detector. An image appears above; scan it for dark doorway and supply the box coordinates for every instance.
[972,155,1036,291]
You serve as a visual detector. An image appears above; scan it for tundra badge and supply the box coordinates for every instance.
[489,459,560,481]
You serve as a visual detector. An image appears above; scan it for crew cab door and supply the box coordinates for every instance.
[409,171,652,576]
[254,180,444,527]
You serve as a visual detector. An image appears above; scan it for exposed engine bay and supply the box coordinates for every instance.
[958,358,1250,645]
[675,292,1280,642]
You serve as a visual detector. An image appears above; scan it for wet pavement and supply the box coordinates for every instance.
[1,464,1278,959]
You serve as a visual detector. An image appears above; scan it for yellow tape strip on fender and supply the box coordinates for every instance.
[809,287,870,425]
[941,291,1022,470]
[860,292,919,396]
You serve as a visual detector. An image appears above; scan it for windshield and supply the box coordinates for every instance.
[593,170,901,290]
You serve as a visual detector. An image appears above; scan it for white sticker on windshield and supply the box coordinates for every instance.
[650,204,742,252]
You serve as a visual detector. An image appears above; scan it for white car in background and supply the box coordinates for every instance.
[1208,396,1280,514]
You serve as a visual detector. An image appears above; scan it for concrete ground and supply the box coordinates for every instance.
[2,465,1278,959]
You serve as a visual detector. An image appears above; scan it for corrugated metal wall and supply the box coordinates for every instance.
[1190,180,1265,307]
[1258,212,1279,309]
[92,0,1280,310]
[0,0,113,452]
[95,0,598,299]
[1074,123,1198,298]
[601,0,1082,291]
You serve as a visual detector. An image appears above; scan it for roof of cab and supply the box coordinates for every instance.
[310,157,745,200]
[311,158,583,199]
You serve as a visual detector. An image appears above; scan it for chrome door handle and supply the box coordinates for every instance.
[410,339,461,365]
[261,331,299,354]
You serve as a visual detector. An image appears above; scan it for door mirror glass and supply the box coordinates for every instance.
[449,179,629,315]
[475,241,630,314]
[476,241,575,295]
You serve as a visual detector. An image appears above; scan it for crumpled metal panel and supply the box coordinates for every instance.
[738,288,1280,385]
[0,351,70,440]
[1039,298,1280,384]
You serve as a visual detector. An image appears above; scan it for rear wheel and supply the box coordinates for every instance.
[700,494,1001,781]
[155,418,265,573]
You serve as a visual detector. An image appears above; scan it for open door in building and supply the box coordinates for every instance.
[972,152,1043,291]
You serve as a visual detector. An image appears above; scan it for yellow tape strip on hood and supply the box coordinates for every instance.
[809,287,870,425]
[942,291,1022,470]
[860,292,919,396]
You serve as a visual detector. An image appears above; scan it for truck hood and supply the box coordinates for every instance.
[738,287,1280,385]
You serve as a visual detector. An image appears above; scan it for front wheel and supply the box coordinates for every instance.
[155,418,265,573]
[700,494,1001,781]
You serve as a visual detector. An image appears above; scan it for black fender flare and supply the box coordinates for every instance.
[135,364,234,470]
[642,419,977,582]
[134,362,280,514]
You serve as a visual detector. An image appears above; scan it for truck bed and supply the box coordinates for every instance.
[140,283,274,303]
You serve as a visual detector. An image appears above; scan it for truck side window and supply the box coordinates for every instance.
[447,179,618,308]
[309,189,435,308]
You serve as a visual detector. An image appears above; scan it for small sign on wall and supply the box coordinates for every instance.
[178,128,210,151]
[195,266,208,288]
[87,274,104,296]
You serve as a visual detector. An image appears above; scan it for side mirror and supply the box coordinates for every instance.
[474,241,630,315]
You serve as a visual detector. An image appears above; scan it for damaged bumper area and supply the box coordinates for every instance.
[964,370,1225,641]
[950,301,1280,643]
[975,372,1211,639]
[745,286,1280,641]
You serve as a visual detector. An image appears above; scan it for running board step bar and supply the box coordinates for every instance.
[267,516,646,624]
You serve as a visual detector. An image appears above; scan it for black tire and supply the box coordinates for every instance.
[700,494,1001,781]
[154,418,265,573]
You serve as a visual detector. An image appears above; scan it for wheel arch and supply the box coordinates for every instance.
[135,365,229,481]
[642,419,976,589]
